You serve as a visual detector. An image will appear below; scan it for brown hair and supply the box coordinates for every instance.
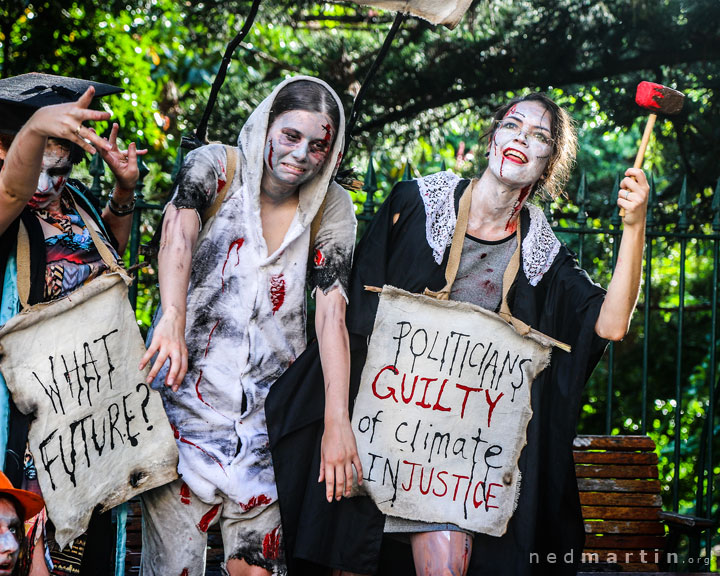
[488,93,577,199]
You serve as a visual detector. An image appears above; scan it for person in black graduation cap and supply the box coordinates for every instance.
[0,72,145,576]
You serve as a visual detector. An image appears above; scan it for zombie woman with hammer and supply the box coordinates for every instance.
[274,93,649,576]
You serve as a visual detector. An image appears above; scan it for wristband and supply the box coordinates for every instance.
[108,194,136,216]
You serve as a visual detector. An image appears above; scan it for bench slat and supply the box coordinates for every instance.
[575,464,658,479]
[584,534,666,549]
[574,435,656,451]
[584,520,666,535]
[577,478,661,493]
[573,451,658,465]
[581,506,660,521]
[579,492,662,507]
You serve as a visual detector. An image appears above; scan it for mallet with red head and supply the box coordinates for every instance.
[620,82,685,217]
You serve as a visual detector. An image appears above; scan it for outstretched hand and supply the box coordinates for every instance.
[139,305,188,392]
[26,86,111,155]
[319,417,364,502]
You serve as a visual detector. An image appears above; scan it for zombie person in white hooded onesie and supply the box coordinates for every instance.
[139,76,361,576]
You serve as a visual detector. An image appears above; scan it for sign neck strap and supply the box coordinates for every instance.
[423,181,537,340]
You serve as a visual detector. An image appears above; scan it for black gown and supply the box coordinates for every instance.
[267,177,609,576]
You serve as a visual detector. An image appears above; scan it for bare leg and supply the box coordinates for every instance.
[225,557,272,576]
[410,531,472,576]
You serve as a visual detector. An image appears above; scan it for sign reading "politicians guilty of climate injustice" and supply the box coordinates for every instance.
[351,286,552,536]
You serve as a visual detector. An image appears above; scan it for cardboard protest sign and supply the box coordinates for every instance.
[0,273,178,548]
[351,286,551,536]
[343,0,473,28]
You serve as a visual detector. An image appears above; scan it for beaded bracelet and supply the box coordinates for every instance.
[108,194,136,216]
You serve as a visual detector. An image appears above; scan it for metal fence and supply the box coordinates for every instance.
[102,150,719,568]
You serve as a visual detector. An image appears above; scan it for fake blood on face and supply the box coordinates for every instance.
[322,124,333,143]
[268,140,274,170]
[505,185,532,231]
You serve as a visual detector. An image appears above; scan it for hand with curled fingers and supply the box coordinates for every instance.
[617,167,649,228]
[25,86,112,155]
[319,417,364,502]
[139,305,188,392]
[95,122,148,192]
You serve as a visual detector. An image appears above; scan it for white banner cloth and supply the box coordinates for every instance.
[351,286,551,536]
[0,273,178,548]
[342,0,472,28]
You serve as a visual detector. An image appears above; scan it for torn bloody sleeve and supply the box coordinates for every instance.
[169,144,228,214]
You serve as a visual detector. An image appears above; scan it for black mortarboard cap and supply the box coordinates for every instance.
[0,73,123,133]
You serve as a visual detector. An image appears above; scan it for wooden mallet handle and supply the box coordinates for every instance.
[633,113,657,170]
[620,113,656,218]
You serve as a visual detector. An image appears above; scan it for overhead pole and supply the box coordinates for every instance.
[182,0,263,150]
[342,12,407,162]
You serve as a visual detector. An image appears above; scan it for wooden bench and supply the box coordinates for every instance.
[574,434,714,574]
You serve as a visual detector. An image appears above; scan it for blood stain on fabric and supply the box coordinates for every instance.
[480,253,487,259]
[180,482,191,505]
[222,238,244,292]
[171,423,227,473]
[204,320,220,357]
[195,370,230,420]
[270,274,286,314]
[196,504,221,533]
[238,494,272,512]
[180,570,189,576]
[262,526,281,560]
[314,249,326,267]
[216,178,226,194]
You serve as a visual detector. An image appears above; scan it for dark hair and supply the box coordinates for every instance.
[268,80,341,136]
[0,134,84,167]
[488,93,576,199]
[49,137,85,165]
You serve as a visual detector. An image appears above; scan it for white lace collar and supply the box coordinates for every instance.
[416,172,560,286]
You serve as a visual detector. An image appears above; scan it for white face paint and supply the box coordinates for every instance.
[488,100,553,189]
[261,110,334,198]
[0,499,21,576]
[29,140,73,210]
